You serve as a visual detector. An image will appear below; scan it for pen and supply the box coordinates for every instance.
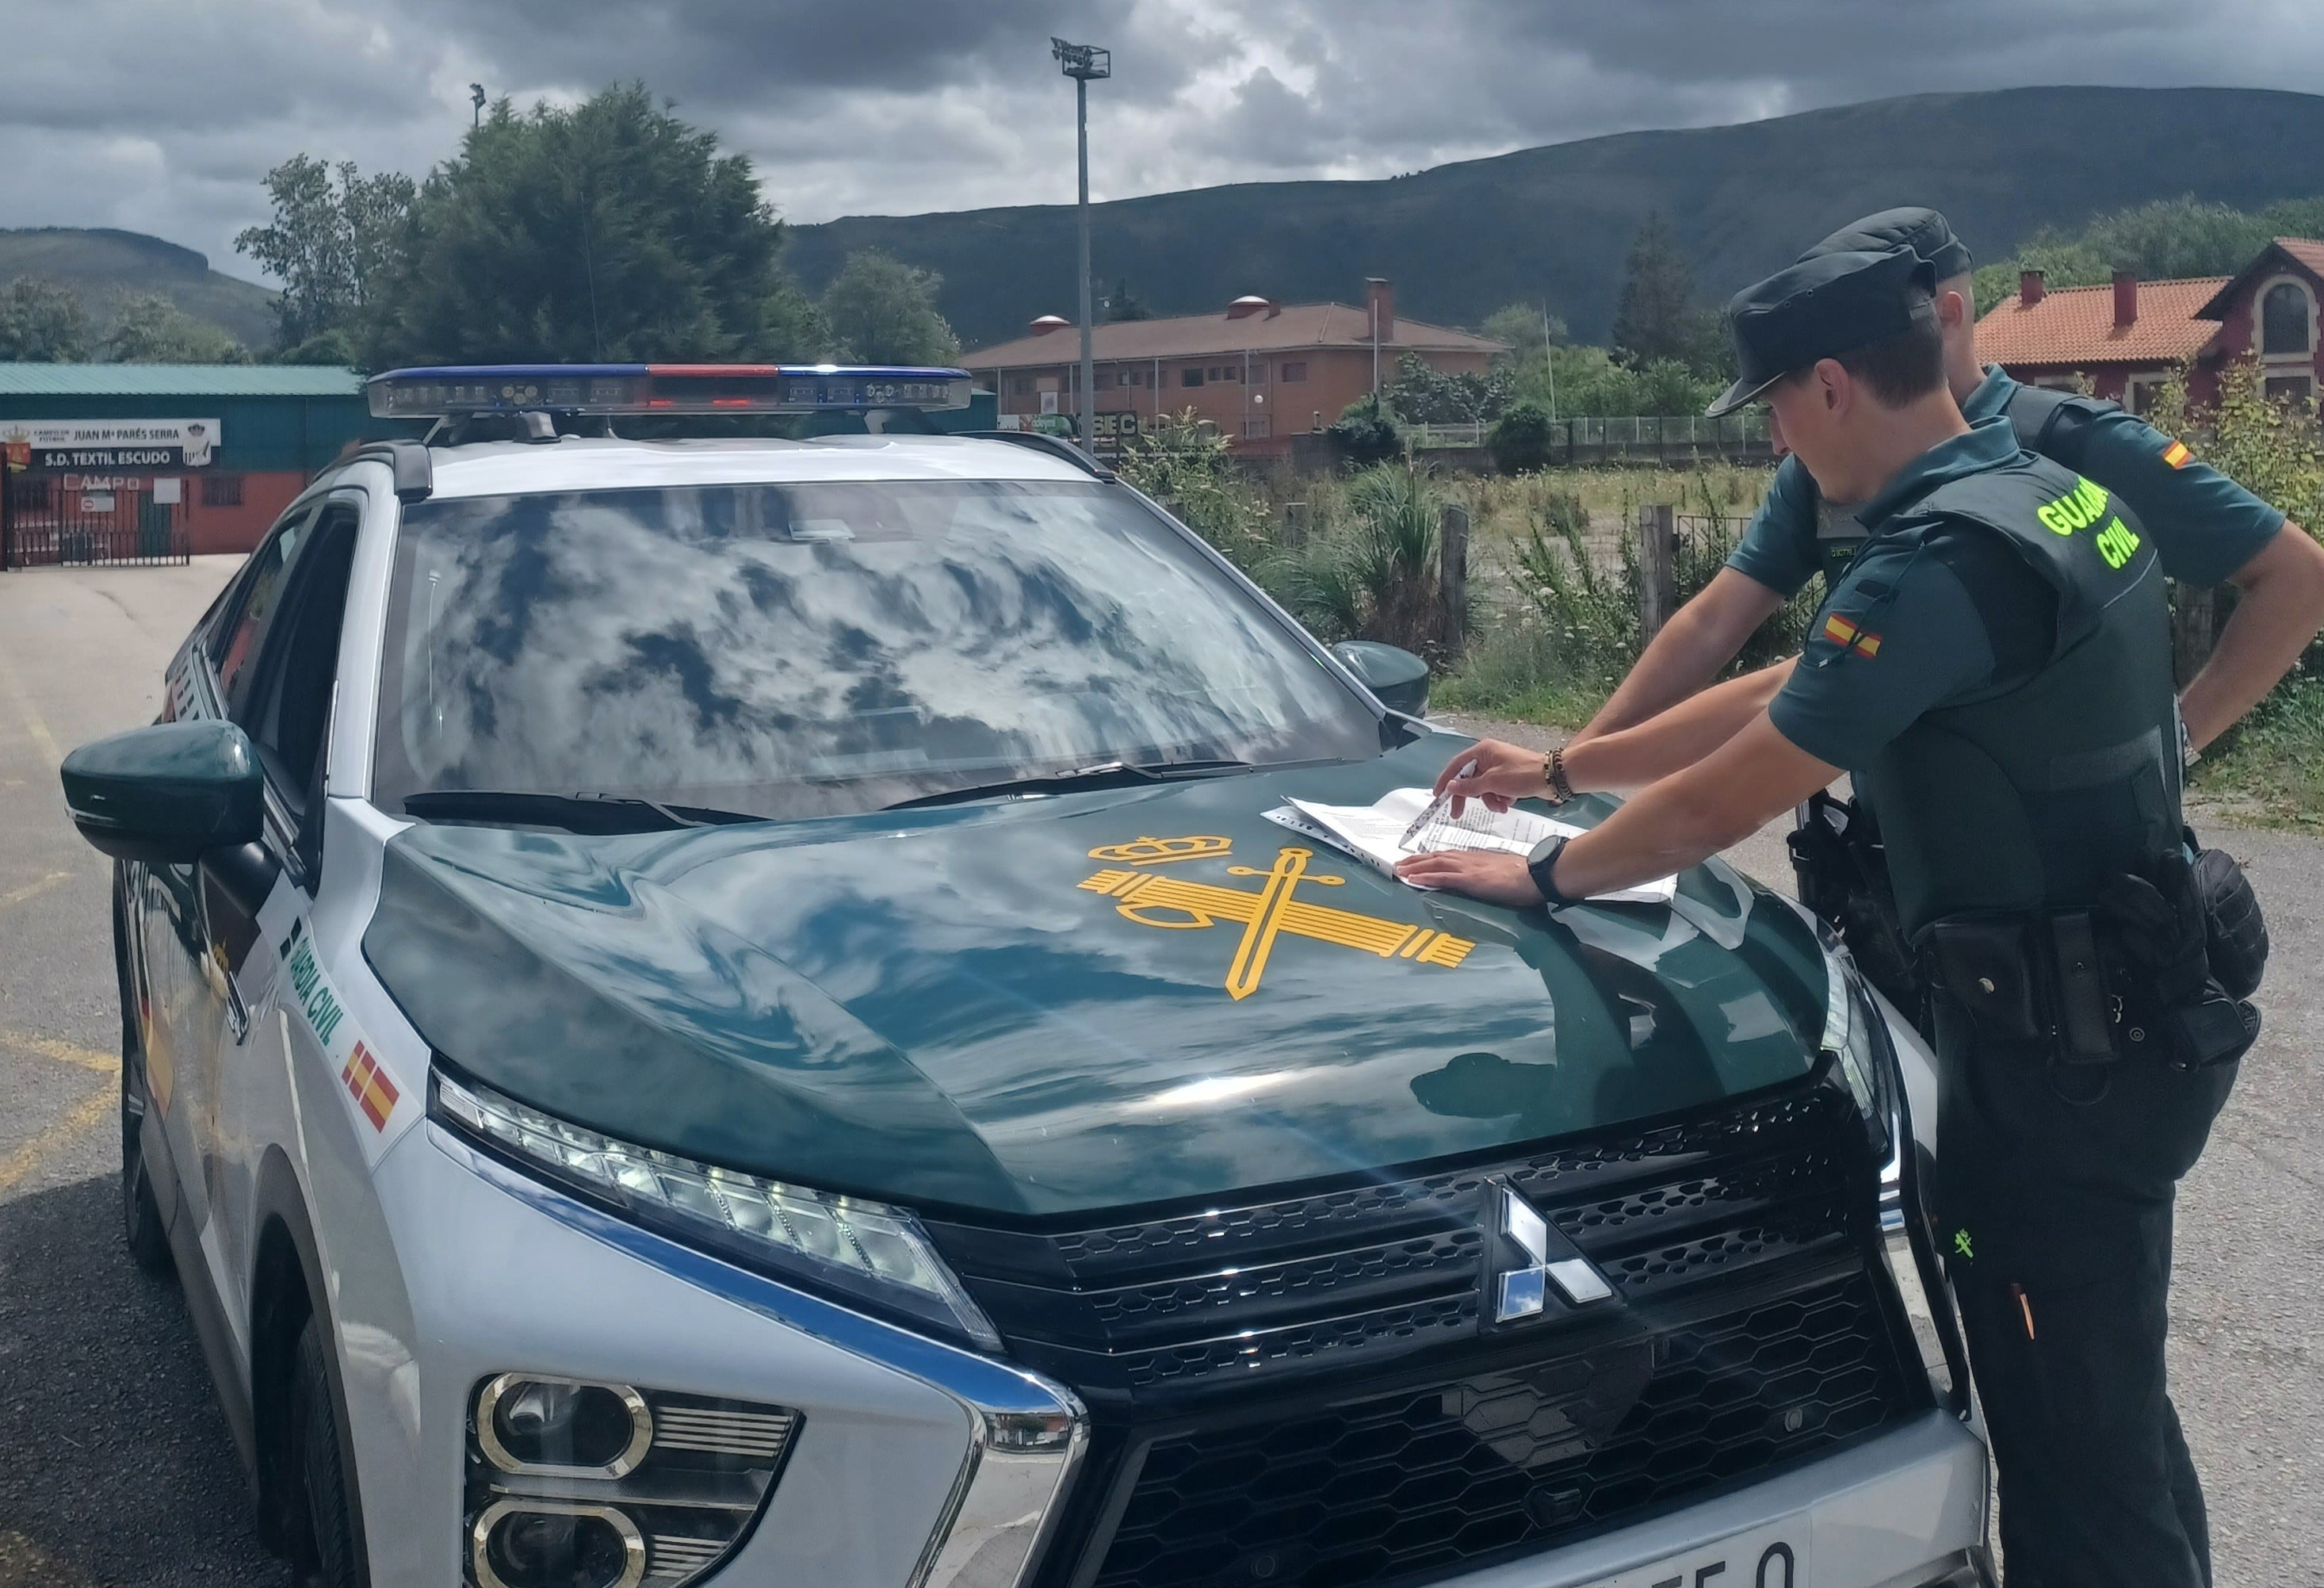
[1398,759,1480,851]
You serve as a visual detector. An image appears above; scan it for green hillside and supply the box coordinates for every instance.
[0,228,277,350]
[786,86,2324,350]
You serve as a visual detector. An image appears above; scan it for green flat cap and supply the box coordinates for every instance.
[1804,206,1974,281]
[1706,247,1937,417]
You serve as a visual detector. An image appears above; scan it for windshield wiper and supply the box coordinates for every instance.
[402,790,765,834]
[883,758,1253,812]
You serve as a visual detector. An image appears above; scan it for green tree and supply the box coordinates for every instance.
[0,277,92,361]
[1480,303,1568,364]
[1487,399,1557,473]
[235,154,415,350]
[1611,214,1711,370]
[101,293,250,363]
[1385,351,1511,424]
[1103,277,1155,322]
[820,250,961,365]
[365,84,797,365]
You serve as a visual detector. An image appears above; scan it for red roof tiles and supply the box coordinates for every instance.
[963,302,1503,369]
[1975,276,2227,368]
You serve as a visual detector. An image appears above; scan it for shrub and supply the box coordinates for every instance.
[1116,410,1271,572]
[1509,489,1638,685]
[1282,464,1447,654]
[1487,400,1557,473]
[1328,393,1404,467]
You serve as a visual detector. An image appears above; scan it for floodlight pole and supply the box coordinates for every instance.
[1054,38,1110,457]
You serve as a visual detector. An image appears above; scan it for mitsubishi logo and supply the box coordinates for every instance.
[1493,1180,1615,1322]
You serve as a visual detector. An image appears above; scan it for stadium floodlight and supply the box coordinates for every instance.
[1053,39,1110,457]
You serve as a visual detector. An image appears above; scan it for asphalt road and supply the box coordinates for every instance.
[0,563,2311,1585]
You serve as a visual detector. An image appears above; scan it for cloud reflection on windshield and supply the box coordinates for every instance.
[374,480,1380,819]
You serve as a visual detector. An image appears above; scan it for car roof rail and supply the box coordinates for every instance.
[961,430,1116,481]
[347,440,434,503]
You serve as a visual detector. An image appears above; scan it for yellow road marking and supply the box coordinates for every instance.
[0,1025,119,1073]
[0,641,62,769]
[0,1077,114,1195]
[0,1531,104,1586]
[0,869,69,909]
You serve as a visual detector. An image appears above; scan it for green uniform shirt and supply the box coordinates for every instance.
[1770,418,2060,771]
[1727,365,2283,596]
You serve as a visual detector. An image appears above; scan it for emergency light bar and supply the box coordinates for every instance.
[365,363,974,419]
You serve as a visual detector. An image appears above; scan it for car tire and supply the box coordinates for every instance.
[292,1316,362,1588]
[121,1050,173,1278]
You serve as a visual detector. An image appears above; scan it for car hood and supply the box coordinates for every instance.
[365,739,1833,1218]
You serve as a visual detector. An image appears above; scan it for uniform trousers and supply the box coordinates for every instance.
[1930,1000,2238,1588]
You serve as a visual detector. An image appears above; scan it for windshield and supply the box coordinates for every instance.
[372,477,1383,821]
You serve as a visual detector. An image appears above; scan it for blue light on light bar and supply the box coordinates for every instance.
[365,363,974,419]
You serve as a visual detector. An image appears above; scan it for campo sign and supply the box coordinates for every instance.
[2,419,223,471]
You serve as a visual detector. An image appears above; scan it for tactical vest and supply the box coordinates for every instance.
[1850,457,2181,942]
[1811,383,2119,584]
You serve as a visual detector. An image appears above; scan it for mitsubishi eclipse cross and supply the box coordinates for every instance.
[59,364,1991,1588]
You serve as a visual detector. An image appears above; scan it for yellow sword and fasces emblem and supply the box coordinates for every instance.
[1079,836,1476,1000]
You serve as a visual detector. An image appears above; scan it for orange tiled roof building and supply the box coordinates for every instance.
[1976,238,2324,414]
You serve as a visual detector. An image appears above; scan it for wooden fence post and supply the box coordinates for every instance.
[2173,584,2216,686]
[1439,501,1470,657]
[1638,503,1677,642]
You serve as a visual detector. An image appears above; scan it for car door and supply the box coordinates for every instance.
[198,497,365,1307]
[140,498,321,1319]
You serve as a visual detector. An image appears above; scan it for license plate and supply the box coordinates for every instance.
[1587,1522,1807,1588]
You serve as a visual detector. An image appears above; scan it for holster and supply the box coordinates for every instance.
[1789,793,1928,1030]
[1925,912,2116,1064]
[1929,836,2265,1071]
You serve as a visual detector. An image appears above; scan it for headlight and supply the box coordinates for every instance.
[432,1068,1001,1350]
[1811,923,1893,1154]
[465,1376,800,1588]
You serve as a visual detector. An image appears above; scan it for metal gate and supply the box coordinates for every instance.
[0,456,190,570]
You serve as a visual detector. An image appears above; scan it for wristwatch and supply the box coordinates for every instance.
[1525,835,1586,909]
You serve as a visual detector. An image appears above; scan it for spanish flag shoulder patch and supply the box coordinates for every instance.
[2161,438,2192,469]
[1821,612,1883,659]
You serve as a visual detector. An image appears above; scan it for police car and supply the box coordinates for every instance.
[59,365,1990,1588]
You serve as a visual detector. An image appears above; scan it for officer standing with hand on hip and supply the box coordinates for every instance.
[1399,241,2296,1586]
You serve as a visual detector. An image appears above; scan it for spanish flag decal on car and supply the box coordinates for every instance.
[341,1042,399,1131]
[2161,438,2193,469]
[1821,612,1883,658]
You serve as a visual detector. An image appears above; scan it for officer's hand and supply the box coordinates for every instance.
[1431,738,1546,817]
[1394,850,1545,907]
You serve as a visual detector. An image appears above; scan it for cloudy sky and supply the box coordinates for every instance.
[5,0,2318,287]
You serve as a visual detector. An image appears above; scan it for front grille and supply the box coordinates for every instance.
[923,1079,1922,1588]
[1093,1275,1907,1588]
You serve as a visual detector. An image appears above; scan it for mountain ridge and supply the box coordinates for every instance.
[0,227,277,349]
[784,86,2324,349]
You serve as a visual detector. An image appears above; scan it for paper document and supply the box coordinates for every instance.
[1265,788,1676,905]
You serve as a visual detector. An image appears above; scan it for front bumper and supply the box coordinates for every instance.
[352,1123,1080,1588]
[1441,1411,1987,1586]
[353,1118,1980,1588]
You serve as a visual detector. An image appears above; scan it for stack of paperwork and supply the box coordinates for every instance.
[1264,788,1676,905]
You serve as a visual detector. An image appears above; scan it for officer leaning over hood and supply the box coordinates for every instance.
[1401,243,2300,1586]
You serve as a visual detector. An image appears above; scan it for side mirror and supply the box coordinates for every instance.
[59,720,265,865]
[1331,640,1430,717]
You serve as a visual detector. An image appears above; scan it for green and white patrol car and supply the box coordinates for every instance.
[60,364,1990,1588]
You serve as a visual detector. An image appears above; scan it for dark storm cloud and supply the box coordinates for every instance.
[3,0,2320,289]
